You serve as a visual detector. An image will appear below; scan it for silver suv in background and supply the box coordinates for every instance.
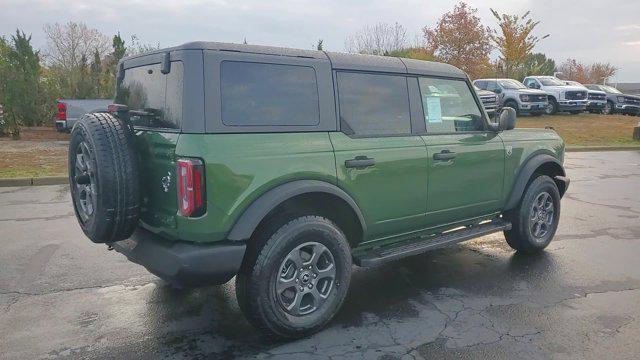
[584,84,640,115]
[474,85,500,118]
[55,99,112,132]
[563,81,607,114]
[523,76,587,115]
[474,78,548,116]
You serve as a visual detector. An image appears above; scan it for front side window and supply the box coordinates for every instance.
[499,79,527,90]
[600,85,622,94]
[418,77,484,134]
[538,77,566,86]
[115,62,184,130]
[486,81,499,92]
[337,72,411,136]
[220,61,320,126]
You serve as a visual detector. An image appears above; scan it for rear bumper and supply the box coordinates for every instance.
[112,227,246,287]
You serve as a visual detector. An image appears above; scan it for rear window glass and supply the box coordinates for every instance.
[337,72,410,136]
[115,61,183,130]
[220,61,320,126]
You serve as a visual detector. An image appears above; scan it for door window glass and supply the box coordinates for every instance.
[418,77,484,134]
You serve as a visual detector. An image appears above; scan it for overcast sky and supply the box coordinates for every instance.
[2,0,640,82]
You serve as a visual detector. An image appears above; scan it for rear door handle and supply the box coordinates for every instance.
[433,150,456,161]
[345,156,376,169]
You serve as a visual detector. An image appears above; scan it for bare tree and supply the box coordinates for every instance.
[345,22,407,55]
[589,62,617,84]
[558,59,617,84]
[42,22,110,70]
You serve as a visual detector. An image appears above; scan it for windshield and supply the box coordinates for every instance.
[498,79,526,89]
[600,85,622,94]
[538,77,566,86]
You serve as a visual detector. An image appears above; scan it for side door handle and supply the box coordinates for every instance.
[433,150,456,161]
[345,156,376,169]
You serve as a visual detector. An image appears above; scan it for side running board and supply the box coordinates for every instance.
[353,219,512,267]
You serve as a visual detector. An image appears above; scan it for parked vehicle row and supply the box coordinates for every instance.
[584,84,640,116]
[474,75,640,117]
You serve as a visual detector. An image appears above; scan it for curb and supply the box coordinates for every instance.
[0,176,67,187]
[566,146,640,152]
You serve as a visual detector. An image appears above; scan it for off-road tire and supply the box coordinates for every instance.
[236,215,352,340]
[68,112,140,243]
[503,175,560,253]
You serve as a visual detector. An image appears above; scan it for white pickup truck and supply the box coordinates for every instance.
[55,99,112,132]
[522,76,588,115]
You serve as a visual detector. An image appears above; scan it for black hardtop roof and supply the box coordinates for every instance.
[121,41,467,79]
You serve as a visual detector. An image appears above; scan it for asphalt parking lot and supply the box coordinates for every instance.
[1,151,639,359]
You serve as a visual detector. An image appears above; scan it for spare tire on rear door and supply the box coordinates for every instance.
[68,112,140,243]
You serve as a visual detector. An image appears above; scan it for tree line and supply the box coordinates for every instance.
[0,3,620,136]
[345,2,617,85]
[0,22,157,136]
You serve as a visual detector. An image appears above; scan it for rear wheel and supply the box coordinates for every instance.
[236,215,352,339]
[68,113,140,243]
[503,175,560,253]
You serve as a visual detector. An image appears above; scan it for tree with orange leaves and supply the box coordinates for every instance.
[423,2,492,79]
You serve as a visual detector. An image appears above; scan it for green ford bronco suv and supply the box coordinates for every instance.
[69,42,569,339]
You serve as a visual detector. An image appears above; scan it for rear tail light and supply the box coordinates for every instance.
[177,158,206,217]
[57,102,66,121]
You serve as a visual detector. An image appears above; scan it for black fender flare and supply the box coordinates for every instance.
[504,153,567,210]
[226,180,367,241]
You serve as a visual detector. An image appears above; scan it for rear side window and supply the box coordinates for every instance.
[220,61,320,126]
[115,62,184,130]
[337,72,410,136]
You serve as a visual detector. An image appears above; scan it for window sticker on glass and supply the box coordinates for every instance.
[425,96,442,123]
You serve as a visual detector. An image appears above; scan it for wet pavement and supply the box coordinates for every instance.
[1,151,639,359]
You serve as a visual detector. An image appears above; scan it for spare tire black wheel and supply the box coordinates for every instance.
[68,112,140,243]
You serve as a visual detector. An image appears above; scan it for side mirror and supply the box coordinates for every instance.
[498,107,516,130]
[494,88,502,94]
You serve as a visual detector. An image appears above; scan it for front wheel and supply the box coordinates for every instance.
[503,175,561,253]
[236,215,352,339]
[603,101,614,115]
[545,99,558,115]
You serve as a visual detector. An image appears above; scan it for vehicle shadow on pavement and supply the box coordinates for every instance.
[147,243,561,358]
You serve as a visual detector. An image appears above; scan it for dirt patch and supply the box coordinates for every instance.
[17,126,70,141]
[0,139,68,178]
